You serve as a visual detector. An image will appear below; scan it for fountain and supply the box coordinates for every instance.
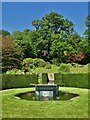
[35,84,59,100]
[30,73,64,100]
[15,73,79,101]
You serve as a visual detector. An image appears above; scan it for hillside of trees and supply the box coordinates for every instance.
[0,12,90,72]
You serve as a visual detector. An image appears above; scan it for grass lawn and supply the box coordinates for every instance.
[1,87,89,118]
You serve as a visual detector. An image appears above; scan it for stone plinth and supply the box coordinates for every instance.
[35,84,59,100]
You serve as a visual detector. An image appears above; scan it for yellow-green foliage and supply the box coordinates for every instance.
[58,63,70,73]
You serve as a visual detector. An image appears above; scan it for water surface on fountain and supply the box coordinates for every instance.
[15,91,79,101]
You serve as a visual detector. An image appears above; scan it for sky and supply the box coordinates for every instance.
[2,2,88,36]
[2,0,90,2]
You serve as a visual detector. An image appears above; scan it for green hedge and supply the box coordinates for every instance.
[2,74,38,89]
[54,73,89,89]
[54,73,63,84]
[42,73,48,84]
[62,73,89,89]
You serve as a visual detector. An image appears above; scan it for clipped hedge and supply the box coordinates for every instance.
[42,73,48,84]
[54,73,89,89]
[42,73,89,89]
[54,73,63,84]
[2,74,38,89]
[62,73,89,89]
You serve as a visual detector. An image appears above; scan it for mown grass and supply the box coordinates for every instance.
[1,87,89,118]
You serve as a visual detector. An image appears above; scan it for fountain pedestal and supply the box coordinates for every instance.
[35,84,59,100]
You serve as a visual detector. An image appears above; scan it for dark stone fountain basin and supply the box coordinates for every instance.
[15,90,79,101]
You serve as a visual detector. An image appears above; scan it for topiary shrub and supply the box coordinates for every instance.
[52,58,60,66]
[45,62,51,69]
[6,69,25,74]
[58,63,70,73]
[22,58,46,70]
[33,58,46,67]
[71,63,79,68]
[67,63,72,68]
[22,67,31,73]
[29,64,35,69]
[22,58,33,67]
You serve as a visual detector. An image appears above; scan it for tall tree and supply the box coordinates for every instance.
[32,12,76,62]
[10,12,85,64]
[79,15,90,64]
[0,29,10,36]
[2,36,23,72]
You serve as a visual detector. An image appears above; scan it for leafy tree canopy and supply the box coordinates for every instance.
[0,29,10,36]
[1,12,90,71]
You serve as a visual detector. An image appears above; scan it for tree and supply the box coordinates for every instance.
[32,12,76,62]
[11,30,39,58]
[2,36,23,72]
[67,52,85,63]
[0,29,10,36]
[9,12,87,64]
[32,12,74,34]
[50,31,82,63]
[79,15,90,64]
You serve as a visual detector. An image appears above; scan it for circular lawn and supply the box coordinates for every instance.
[1,87,88,118]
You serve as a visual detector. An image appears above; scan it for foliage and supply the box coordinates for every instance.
[42,73,48,84]
[84,15,90,37]
[41,71,88,89]
[67,52,85,63]
[54,73,63,84]
[50,33,82,63]
[45,62,52,69]
[2,36,23,72]
[62,73,89,89]
[22,58,33,67]
[32,12,74,34]
[67,63,72,68]
[71,63,79,68]
[53,73,89,89]
[10,12,83,64]
[38,73,42,84]
[6,69,25,74]
[33,58,46,67]
[22,58,46,72]
[28,63,88,74]
[80,15,90,64]
[11,30,39,58]
[51,58,60,66]
[0,29,10,36]
[2,74,38,89]
[58,63,70,73]
[1,13,90,73]
[34,65,59,74]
